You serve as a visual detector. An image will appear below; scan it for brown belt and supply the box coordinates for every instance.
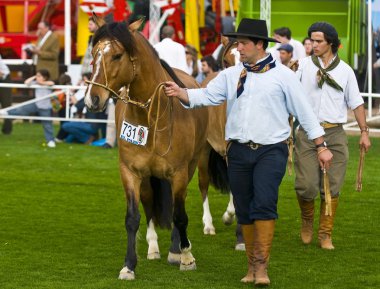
[320,122,341,129]
[232,140,287,150]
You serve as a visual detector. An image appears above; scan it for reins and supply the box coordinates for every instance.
[86,39,173,156]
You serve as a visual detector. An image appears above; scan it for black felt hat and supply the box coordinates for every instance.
[223,18,280,43]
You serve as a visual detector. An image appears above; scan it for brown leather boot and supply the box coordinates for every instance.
[253,220,275,286]
[297,195,314,244]
[318,197,339,250]
[241,224,254,283]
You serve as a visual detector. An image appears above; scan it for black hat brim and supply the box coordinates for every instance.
[223,32,280,43]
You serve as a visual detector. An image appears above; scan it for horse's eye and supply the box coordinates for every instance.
[112,54,123,61]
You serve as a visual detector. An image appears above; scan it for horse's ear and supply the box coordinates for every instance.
[92,12,106,28]
[221,35,230,48]
[129,17,145,32]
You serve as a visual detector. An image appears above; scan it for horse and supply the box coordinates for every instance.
[84,18,210,280]
[196,37,246,250]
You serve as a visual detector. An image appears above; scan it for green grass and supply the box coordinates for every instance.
[0,123,379,289]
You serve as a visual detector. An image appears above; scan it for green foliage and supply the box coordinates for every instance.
[0,123,379,289]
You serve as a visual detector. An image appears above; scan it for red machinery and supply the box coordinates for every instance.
[0,0,78,59]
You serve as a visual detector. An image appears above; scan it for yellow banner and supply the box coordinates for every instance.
[185,0,200,55]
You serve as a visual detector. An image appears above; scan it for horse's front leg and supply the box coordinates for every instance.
[118,164,142,280]
[171,172,196,271]
[140,178,160,260]
[197,144,216,235]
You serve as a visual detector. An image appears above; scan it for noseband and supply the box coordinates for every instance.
[85,39,138,103]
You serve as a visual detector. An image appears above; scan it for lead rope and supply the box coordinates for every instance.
[147,83,173,157]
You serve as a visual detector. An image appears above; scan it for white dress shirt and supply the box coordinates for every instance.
[296,56,364,123]
[154,38,188,72]
[185,55,324,144]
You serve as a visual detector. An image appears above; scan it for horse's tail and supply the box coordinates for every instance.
[150,177,173,229]
[208,148,230,194]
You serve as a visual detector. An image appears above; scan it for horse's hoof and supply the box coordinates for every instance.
[222,212,235,226]
[180,261,197,271]
[203,226,216,235]
[235,243,245,251]
[147,251,161,260]
[167,252,181,265]
[118,266,135,280]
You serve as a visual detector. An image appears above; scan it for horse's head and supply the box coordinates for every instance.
[84,19,144,111]
[221,36,239,69]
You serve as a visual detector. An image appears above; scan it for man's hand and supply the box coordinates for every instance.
[164,81,190,105]
[359,130,371,153]
[317,148,333,171]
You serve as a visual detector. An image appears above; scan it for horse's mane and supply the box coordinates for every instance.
[93,22,137,57]
[93,21,186,88]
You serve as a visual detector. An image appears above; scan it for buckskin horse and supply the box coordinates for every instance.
[84,18,209,280]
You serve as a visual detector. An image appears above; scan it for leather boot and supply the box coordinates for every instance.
[318,197,339,250]
[240,224,254,283]
[297,195,314,244]
[253,220,275,286]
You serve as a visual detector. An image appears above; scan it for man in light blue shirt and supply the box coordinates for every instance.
[164,18,333,286]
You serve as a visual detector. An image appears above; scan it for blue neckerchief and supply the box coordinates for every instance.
[237,54,276,98]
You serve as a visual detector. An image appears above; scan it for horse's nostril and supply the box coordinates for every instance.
[93,96,100,107]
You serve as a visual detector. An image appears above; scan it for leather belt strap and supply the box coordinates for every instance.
[232,140,287,151]
[320,122,341,129]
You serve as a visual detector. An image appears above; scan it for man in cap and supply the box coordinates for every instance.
[295,22,371,250]
[277,43,298,71]
[164,18,333,286]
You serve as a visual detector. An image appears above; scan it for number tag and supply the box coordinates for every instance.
[120,120,148,146]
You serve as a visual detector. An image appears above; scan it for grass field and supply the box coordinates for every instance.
[0,123,379,289]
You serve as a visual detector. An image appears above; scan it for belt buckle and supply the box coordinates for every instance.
[248,142,260,150]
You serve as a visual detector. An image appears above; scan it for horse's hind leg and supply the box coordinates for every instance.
[197,144,216,235]
[172,173,196,271]
[235,224,245,251]
[118,167,141,280]
[222,192,236,225]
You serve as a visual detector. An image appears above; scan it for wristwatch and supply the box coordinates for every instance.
[316,141,327,148]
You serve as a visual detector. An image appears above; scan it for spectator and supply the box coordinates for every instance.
[154,25,188,72]
[61,97,107,145]
[27,21,60,81]
[81,16,102,75]
[185,44,201,78]
[268,27,306,61]
[277,43,298,71]
[196,55,219,84]
[302,37,313,56]
[3,69,56,147]
[53,73,72,142]
[102,98,116,149]
[0,54,12,134]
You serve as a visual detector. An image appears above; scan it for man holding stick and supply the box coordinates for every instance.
[295,22,371,250]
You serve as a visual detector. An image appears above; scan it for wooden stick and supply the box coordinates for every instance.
[355,147,366,192]
[323,168,332,216]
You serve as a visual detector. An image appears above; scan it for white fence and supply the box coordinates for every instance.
[1,81,380,132]
[0,82,110,124]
